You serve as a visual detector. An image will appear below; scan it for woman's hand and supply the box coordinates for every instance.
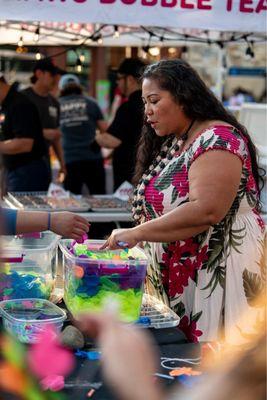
[51,212,90,240]
[101,228,141,249]
[76,313,163,400]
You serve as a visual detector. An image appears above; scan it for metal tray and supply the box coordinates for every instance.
[5,192,90,212]
[139,294,180,329]
[83,195,130,213]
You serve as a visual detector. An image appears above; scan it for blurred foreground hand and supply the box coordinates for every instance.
[76,313,163,400]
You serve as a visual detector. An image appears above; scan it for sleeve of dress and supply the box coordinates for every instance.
[190,125,248,166]
[1,208,17,235]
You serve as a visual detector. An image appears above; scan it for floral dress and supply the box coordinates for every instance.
[143,125,265,344]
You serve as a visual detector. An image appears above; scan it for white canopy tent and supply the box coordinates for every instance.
[0,0,266,47]
[0,0,266,33]
[0,0,265,101]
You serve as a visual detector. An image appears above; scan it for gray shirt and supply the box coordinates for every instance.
[59,94,104,163]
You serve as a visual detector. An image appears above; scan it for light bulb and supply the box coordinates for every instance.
[18,36,23,47]
[113,25,120,38]
[148,47,160,56]
[79,53,85,63]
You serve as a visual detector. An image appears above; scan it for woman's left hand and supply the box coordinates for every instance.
[101,228,140,250]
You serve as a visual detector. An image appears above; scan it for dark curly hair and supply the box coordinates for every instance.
[133,59,264,203]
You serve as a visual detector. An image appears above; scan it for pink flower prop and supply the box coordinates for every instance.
[40,375,65,392]
[27,325,74,381]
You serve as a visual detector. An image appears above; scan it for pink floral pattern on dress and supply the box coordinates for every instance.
[144,125,265,343]
[171,165,189,198]
[145,176,164,215]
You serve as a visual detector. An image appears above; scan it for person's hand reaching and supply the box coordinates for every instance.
[100,228,140,250]
[76,313,163,400]
[50,212,90,240]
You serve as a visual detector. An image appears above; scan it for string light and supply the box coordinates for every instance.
[244,35,255,59]
[75,57,82,73]
[148,46,160,57]
[33,26,40,43]
[168,47,176,55]
[79,52,85,63]
[5,22,263,70]
[113,25,120,39]
[17,36,23,47]
[35,51,41,60]
[245,45,254,58]
[217,41,224,49]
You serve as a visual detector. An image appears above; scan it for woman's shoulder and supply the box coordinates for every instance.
[198,120,243,141]
[191,120,248,160]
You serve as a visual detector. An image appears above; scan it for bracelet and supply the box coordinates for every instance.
[47,212,51,231]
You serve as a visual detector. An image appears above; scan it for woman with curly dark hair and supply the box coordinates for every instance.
[103,59,265,344]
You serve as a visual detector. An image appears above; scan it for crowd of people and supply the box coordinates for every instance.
[0,56,147,195]
[0,56,266,399]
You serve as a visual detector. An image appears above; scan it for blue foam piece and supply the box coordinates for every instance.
[136,316,151,326]
[75,350,101,360]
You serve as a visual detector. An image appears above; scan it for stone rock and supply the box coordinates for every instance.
[60,325,85,349]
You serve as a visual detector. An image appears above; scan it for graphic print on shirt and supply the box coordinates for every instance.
[60,99,89,126]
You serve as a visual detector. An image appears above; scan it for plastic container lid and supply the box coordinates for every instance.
[0,298,66,324]
[138,294,180,329]
[59,239,147,264]
[1,231,59,253]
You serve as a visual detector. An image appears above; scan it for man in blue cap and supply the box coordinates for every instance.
[58,74,107,194]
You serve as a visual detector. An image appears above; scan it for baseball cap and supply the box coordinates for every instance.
[33,59,65,76]
[59,74,80,90]
[117,58,146,78]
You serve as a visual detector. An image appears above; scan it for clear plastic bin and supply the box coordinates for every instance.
[59,239,147,323]
[0,298,66,343]
[0,232,59,301]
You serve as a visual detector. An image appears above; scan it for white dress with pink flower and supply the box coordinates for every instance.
[143,125,265,343]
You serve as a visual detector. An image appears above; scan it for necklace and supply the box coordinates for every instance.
[180,119,195,142]
[132,119,195,224]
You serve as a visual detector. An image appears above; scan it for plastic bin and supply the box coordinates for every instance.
[0,298,66,343]
[0,232,59,301]
[59,239,147,322]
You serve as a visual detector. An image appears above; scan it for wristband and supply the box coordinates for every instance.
[47,213,51,231]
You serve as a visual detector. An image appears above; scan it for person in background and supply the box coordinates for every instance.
[0,74,50,192]
[22,59,66,184]
[59,74,107,195]
[102,59,265,344]
[1,208,90,240]
[96,58,146,190]
[227,87,256,107]
[108,86,127,125]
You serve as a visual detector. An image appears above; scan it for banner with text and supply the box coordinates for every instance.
[0,0,266,32]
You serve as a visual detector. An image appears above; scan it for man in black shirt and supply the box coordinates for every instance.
[0,75,50,192]
[22,59,66,182]
[96,58,146,190]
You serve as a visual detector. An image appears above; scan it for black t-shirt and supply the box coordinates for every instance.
[22,87,60,158]
[22,87,60,129]
[0,84,47,170]
[107,90,144,188]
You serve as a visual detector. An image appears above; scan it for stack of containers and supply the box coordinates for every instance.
[0,232,67,343]
[0,232,59,301]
